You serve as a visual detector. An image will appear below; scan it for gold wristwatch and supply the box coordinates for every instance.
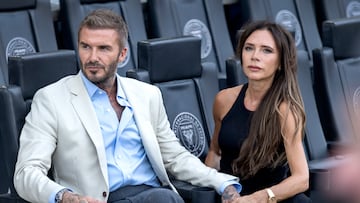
[266,188,276,202]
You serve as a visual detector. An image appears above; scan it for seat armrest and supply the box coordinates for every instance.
[308,155,350,191]
[171,180,217,203]
[126,68,150,83]
[0,192,29,203]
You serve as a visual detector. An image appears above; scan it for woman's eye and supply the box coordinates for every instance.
[244,46,253,51]
[263,48,273,54]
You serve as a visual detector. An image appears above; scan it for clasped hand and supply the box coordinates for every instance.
[222,186,271,203]
[61,191,106,203]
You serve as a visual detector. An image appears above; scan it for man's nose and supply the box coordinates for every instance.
[89,49,99,62]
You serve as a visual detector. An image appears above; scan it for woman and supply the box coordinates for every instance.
[205,21,310,202]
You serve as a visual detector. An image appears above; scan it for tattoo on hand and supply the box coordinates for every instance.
[62,192,83,203]
[222,191,234,200]
[222,185,238,201]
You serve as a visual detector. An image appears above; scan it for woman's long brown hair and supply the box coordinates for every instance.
[232,21,306,179]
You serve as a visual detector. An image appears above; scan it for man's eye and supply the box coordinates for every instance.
[81,44,89,49]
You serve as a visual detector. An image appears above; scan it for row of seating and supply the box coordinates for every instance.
[0,0,358,88]
[0,0,359,202]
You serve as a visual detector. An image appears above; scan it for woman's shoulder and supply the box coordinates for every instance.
[216,85,244,103]
[214,84,244,119]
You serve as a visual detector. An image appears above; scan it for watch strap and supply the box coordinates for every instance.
[55,188,69,203]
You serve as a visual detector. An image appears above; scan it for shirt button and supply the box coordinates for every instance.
[102,191,107,197]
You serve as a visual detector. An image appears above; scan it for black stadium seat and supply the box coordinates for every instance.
[127,36,219,202]
[146,0,234,89]
[0,0,59,85]
[314,0,360,37]
[0,85,29,203]
[313,16,360,143]
[134,36,219,161]
[58,0,148,76]
[235,0,322,62]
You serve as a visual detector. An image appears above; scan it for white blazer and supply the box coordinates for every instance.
[14,73,237,203]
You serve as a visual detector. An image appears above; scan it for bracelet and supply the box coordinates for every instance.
[265,188,276,202]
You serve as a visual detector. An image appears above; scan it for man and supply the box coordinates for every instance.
[14,9,241,203]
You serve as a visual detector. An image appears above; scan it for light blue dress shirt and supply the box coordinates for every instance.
[81,72,160,192]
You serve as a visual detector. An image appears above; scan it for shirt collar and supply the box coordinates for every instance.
[80,71,131,108]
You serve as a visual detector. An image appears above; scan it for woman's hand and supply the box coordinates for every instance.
[233,190,271,203]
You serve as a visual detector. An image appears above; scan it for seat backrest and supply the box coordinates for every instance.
[313,17,360,142]
[225,57,248,88]
[0,0,59,85]
[314,0,360,36]
[146,0,234,89]
[0,85,28,196]
[8,50,78,102]
[0,52,7,86]
[237,0,322,62]
[58,0,148,76]
[297,50,328,161]
[136,36,219,161]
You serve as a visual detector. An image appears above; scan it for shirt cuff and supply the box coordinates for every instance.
[219,180,242,195]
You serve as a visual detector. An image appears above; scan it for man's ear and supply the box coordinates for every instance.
[118,47,128,63]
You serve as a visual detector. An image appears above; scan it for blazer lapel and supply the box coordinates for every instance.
[119,77,173,188]
[67,73,109,186]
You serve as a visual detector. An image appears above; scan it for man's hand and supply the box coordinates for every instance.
[61,191,106,203]
[222,185,241,203]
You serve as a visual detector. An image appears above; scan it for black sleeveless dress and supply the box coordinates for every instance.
[218,83,288,195]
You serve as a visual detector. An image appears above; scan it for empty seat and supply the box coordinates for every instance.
[0,0,60,84]
[234,0,322,62]
[0,85,29,203]
[146,0,234,89]
[135,36,219,160]
[58,0,148,76]
[127,36,219,202]
[313,16,360,143]
[314,0,360,37]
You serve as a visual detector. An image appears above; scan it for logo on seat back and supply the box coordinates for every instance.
[275,10,302,47]
[6,37,36,62]
[346,1,360,17]
[183,19,212,59]
[172,112,206,157]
